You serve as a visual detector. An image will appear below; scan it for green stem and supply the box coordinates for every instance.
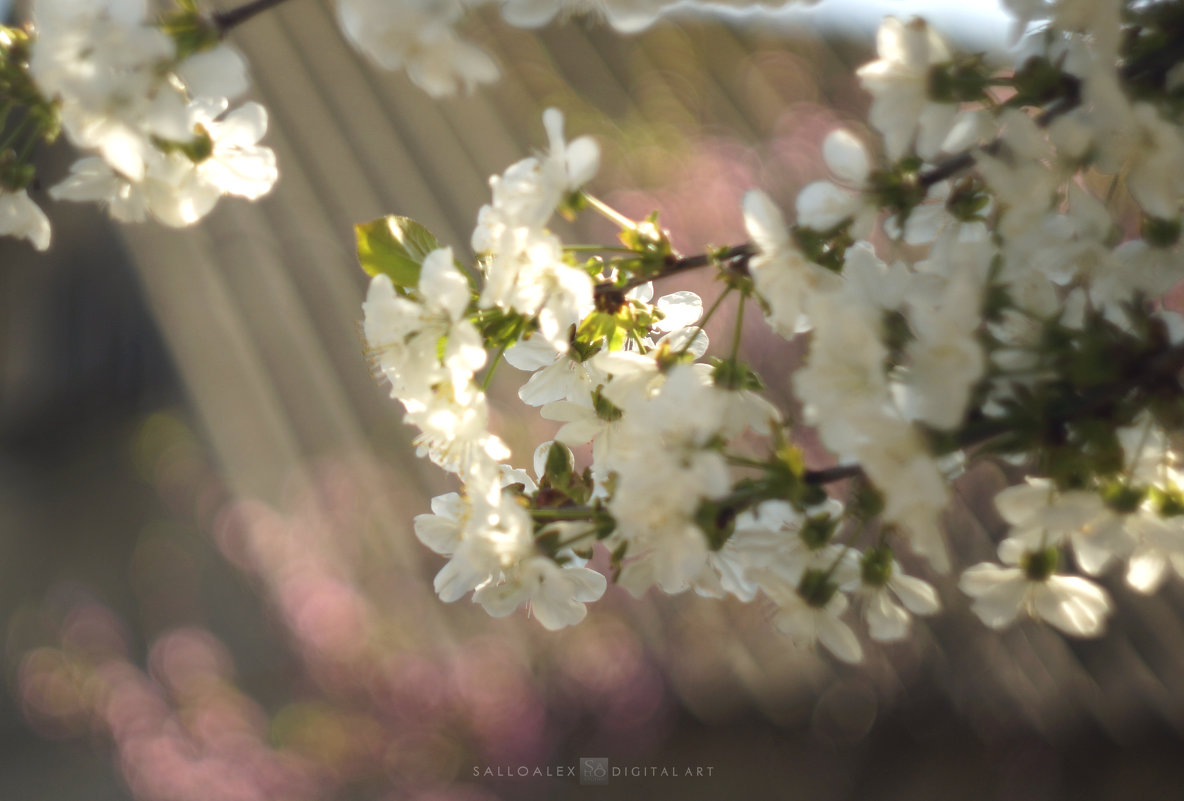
[611,244,754,295]
[0,100,13,138]
[0,112,34,154]
[802,341,1184,487]
[730,291,746,362]
[481,343,508,390]
[724,453,773,470]
[14,122,40,163]
[820,544,853,582]
[676,286,731,357]
[564,244,634,253]
[582,193,636,230]
[531,506,599,520]
[551,527,602,552]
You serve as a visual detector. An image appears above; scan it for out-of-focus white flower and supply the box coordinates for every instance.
[793,292,889,458]
[742,189,841,336]
[30,0,183,180]
[755,566,863,664]
[904,265,985,429]
[853,549,940,642]
[1123,513,1184,594]
[414,492,467,556]
[974,109,1060,240]
[336,0,498,96]
[474,107,598,242]
[189,100,278,201]
[500,0,663,33]
[474,555,607,630]
[995,479,1141,576]
[50,100,278,227]
[960,539,1112,636]
[0,189,52,251]
[796,129,877,237]
[856,415,951,572]
[856,17,957,161]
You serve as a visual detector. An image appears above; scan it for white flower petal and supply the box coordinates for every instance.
[822,129,871,185]
[888,573,940,615]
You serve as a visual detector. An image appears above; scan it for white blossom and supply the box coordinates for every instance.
[335,0,498,96]
[856,17,958,161]
[960,539,1112,637]
[852,552,940,642]
[796,129,876,237]
[742,189,841,336]
[0,189,52,250]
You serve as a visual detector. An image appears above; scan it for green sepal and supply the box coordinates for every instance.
[694,498,738,551]
[797,568,838,608]
[160,0,221,61]
[1021,546,1059,581]
[1150,486,1184,517]
[926,56,992,104]
[1100,481,1147,514]
[860,545,894,588]
[711,358,764,392]
[799,513,838,550]
[475,308,531,350]
[1142,216,1182,248]
[792,220,854,273]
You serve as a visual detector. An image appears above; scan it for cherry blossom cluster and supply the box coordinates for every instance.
[360,1,1184,663]
[0,0,774,250]
[0,0,278,249]
[5,0,1184,666]
[334,0,754,96]
[0,0,784,254]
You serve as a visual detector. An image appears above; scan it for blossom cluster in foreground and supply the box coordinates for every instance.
[0,0,776,250]
[0,0,281,249]
[361,2,1184,663]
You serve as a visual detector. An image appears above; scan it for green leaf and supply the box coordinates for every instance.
[355,215,441,292]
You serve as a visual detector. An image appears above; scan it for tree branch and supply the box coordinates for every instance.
[803,341,1184,486]
[212,0,296,34]
[595,244,754,296]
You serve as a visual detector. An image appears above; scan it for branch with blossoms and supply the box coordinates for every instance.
[356,3,1184,665]
[0,0,725,247]
[6,0,1184,668]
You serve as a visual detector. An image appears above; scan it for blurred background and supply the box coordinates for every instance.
[6,1,1184,799]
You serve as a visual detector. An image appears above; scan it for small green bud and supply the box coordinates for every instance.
[792,221,854,273]
[1142,216,1181,248]
[558,190,587,221]
[797,569,838,608]
[1151,485,1184,517]
[543,442,574,485]
[860,545,894,588]
[946,178,991,222]
[591,388,623,422]
[1021,547,1059,581]
[1100,481,1147,514]
[694,499,737,551]
[867,158,927,225]
[926,58,991,103]
[799,514,837,550]
[849,483,885,522]
[711,358,763,392]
